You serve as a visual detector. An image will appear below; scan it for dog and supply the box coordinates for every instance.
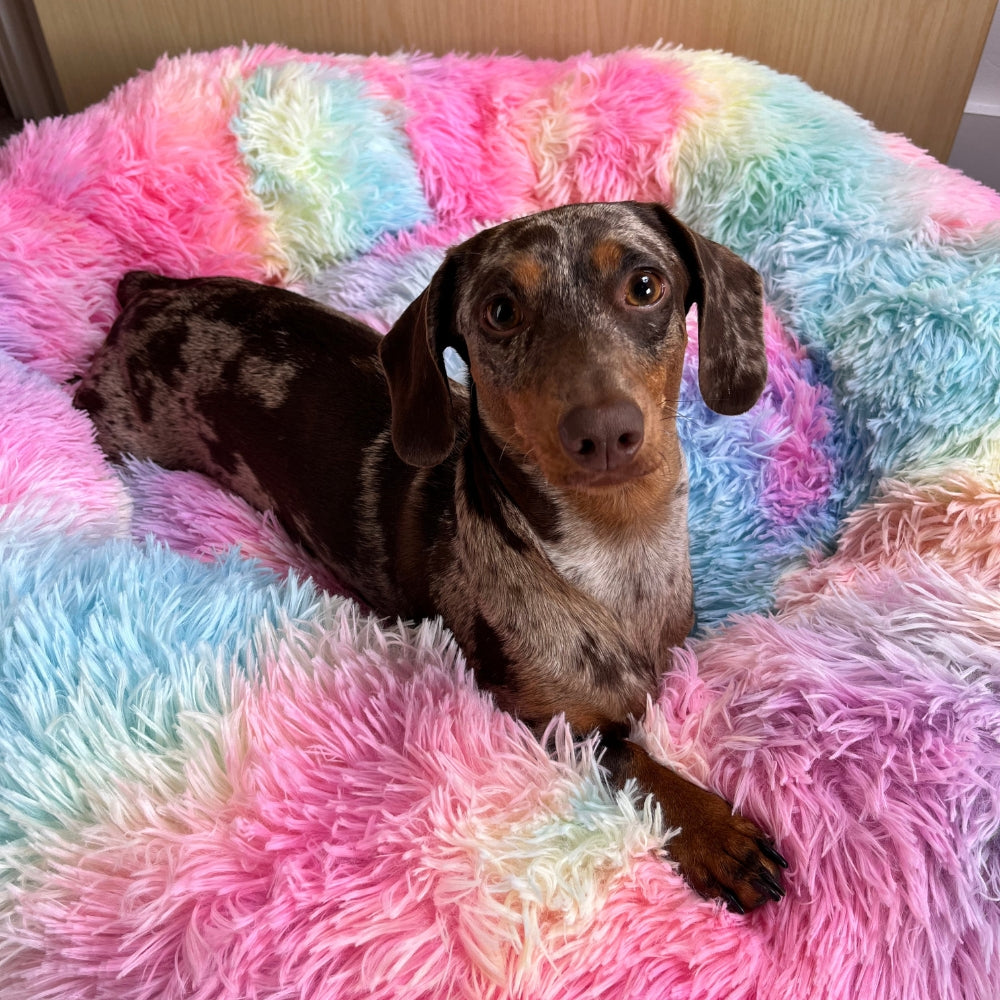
[74,201,786,912]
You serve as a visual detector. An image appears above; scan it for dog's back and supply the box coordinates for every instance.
[75,272,459,612]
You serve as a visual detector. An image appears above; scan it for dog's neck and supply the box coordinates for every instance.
[465,401,563,544]
[466,403,694,657]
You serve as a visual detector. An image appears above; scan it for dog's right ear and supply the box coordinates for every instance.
[644,203,767,416]
[378,256,460,468]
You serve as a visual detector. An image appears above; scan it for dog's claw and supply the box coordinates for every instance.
[720,889,746,914]
[759,840,789,870]
[665,806,788,912]
[755,869,786,901]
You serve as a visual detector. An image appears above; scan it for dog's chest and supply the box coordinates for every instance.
[543,506,691,655]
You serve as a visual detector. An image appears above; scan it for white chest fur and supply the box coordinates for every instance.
[542,495,691,660]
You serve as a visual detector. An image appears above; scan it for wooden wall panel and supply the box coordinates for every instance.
[33,0,998,161]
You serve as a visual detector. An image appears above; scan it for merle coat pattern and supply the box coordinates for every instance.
[74,201,786,912]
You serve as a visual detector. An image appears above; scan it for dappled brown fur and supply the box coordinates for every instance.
[74,201,785,912]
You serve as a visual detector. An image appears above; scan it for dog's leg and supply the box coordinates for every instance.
[444,520,786,912]
[598,722,787,912]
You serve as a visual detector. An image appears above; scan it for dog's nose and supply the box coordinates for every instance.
[558,400,645,472]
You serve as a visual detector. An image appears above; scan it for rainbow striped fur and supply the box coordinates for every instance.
[1,44,999,1000]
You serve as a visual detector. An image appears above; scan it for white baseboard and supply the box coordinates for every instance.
[964,101,1000,117]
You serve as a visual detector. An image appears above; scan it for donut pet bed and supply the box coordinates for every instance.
[2,44,1000,1000]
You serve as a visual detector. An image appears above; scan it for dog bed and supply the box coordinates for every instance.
[1,44,999,1000]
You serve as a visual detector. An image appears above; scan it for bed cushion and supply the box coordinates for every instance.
[1,44,999,1000]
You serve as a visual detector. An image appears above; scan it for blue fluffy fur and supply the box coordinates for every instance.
[673,68,1000,512]
[232,62,431,275]
[0,529,319,840]
[680,360,841,628]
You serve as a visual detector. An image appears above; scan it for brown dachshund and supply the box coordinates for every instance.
[74,201,786,912]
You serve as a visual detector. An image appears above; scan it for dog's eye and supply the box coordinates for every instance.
[482,295,523,333]
[624,271,665,307]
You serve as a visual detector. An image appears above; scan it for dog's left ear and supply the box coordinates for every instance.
[646,203,767,415]
[378,256,461,467]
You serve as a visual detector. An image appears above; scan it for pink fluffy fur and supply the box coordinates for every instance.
[0,353,129,538]
[778,469,1000,606]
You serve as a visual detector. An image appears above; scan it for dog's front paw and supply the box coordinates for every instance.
[600,734,787,912]
[663,781,788,913]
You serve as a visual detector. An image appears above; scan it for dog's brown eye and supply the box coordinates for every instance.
[624,271,665,307]
[483,295,523,333]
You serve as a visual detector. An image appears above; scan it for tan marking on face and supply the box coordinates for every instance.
[475,364,684,533]
[590,239,625,275]
[507,253,546,295]
[560,338,687,535]
[564,457,682,537]
[657,315,689,406]
[467,359,533,455]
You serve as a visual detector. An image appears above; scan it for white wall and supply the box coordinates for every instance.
[949,5,1000,191]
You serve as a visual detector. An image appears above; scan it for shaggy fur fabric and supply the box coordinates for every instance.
[1,44,999,1000]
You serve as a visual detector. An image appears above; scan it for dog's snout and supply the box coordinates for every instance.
[558,400,645,472]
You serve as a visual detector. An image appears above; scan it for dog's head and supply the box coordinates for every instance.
[379,202,766,489]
